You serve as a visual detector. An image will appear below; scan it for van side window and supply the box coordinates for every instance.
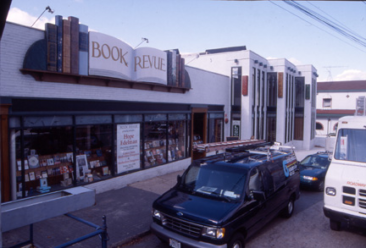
[248,168,262,191]
[266,160,286,191]
[260,167,274,195]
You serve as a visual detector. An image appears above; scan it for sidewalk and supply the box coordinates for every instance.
[2,148,322,248]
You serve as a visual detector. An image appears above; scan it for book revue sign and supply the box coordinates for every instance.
[22,15,190,89]
[89,32,167,84]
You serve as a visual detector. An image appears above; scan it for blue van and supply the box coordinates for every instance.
[151,143,300,248]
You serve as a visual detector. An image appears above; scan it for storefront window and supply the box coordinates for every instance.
[75,125,112,184]
[14,126,73,198]
[168,114,187,161]
[11,112,190,199]
[144,115,167,167]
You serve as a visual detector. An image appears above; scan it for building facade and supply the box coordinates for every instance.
[0,21,231,202]
[316,80,366,136]
[1,18,317,203]
[182,47,318,150]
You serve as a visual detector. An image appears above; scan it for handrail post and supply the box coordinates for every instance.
[101,215,107,248]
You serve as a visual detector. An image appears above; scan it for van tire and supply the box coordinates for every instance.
[281,197,294,218]
[228,233,245,248]
[330,219,341,231]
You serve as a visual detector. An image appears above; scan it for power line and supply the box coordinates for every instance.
[283,1,366,48]
[269,1,366,54]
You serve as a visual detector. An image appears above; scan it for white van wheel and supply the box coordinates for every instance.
[330,219,341,231]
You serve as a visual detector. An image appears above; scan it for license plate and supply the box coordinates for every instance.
[169,238,181,248]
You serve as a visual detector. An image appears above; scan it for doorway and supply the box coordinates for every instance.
[191,109,207,160]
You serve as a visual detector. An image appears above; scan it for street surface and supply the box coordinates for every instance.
[121,190,366,248]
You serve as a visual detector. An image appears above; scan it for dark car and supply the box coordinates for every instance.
[299,152,330,191]
[151,143,300,248]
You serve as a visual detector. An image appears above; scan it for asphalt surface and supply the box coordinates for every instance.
[2,148,323,248]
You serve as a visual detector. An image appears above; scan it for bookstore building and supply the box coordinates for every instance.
[1,16,317,203]
[0,18,230,202]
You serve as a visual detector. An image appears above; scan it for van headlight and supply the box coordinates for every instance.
[326,187,336,196]
[152,209,162,220]
[202,227,225,239]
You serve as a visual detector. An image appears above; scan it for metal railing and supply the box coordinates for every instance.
[9,214,108,248]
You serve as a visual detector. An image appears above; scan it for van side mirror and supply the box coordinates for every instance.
[252,190,266,202]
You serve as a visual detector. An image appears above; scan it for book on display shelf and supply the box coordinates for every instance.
[28,155,40,169]
[60,166,69,174]
[84,150,92,157]
[89,160,100,168]
[35,171,42,179]
[102,167,109,176]
[29,172,36,181]
[54,155,61,164]
[66,152,73,162]
[96,149,103,157]
[47,158,54,166]
[41,171,48,178]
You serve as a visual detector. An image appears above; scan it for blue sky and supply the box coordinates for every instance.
[6,0,366,82]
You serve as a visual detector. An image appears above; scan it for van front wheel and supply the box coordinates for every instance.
[281,198,294,218]
[228,233,245,248]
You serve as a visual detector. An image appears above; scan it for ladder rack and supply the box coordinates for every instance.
[193,139,268,153]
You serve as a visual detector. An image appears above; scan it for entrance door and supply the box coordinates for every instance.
[191,108,207,160]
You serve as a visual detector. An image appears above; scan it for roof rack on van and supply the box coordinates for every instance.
[193,139,268,154]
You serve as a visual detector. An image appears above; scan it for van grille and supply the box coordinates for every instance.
[360,189,366,197]
[343,186,356,195]
[162,215,202,238]
[342,187,366,209]
[359,199,366,209]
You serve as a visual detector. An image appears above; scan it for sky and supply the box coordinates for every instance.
[5,0,366,82]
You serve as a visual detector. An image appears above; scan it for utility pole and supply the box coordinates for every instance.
[323,66,347,81]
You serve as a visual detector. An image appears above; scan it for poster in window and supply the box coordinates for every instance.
[76,154,89,180]
[232,120,240,137]
[117,124,140,174]
[340,136,348,160]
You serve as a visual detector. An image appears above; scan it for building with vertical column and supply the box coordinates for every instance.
[182,46,318,150]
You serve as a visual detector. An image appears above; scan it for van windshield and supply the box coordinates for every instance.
[181,162,247,201]
[334,129,366,163]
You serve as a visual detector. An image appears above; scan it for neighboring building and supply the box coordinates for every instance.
[182,47,318,150]
[316,80,366,136]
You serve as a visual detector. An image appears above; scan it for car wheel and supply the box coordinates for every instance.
[318,181,325,192]
[330,219,341,231]
[281,197,294,218]
[228,233,245,248]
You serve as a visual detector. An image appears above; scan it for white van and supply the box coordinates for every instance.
[324,116,366,231]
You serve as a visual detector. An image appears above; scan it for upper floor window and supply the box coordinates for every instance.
[323,98,332,108]
[316,122,323,130]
